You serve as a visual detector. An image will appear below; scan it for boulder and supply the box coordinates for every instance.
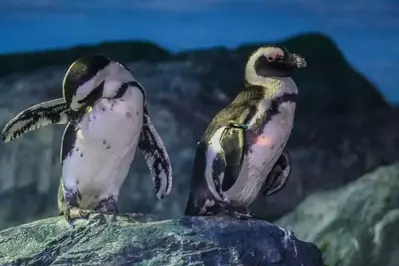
[277,163,399,266]
[0,215,325,266]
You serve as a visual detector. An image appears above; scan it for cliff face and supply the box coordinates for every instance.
[0,33,397,230]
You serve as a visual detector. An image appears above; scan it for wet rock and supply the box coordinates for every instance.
[0,214,325,266]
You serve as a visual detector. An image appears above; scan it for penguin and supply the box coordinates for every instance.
[1,55,172,222]
[184,46,306,219]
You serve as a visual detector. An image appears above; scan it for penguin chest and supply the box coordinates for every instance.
[62,96,144,209]
[224,101,296,206]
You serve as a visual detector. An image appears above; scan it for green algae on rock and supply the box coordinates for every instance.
[0,214,325,266]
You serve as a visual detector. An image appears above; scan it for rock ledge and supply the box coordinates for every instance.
[0,214,325,266]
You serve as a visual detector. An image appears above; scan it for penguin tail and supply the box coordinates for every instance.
[138,112,172,199]
[1,98,69,143]
[184,184,222,216]
[184,142,222,216]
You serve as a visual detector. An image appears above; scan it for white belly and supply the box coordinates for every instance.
[224,102,295,206]
[62,95,143,209]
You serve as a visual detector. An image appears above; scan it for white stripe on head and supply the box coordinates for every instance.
[69,61,136,111]
[103,61,137,98]
[245,47,270,86]
[245,47,297,96]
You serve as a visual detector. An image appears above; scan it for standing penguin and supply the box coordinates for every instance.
[1,55,172,222]
[185,46,306,219]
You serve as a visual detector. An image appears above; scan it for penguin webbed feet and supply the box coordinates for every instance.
[119,212,144,221]
[118,212,159,223]
[64,207,96,228]
[220,201,262,220]
[227,121,249,130]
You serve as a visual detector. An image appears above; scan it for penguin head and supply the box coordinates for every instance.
[62,54,137,111]
[245,46,306,83]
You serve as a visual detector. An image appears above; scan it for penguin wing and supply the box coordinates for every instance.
[203,126,228,201]
[219,126,246,192]
[262,150,291,196]
[138,107,172,199]
[60,122,77,166]
[202,88,266,192]
[1,98,69,143]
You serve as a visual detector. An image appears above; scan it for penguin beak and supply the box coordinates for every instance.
[289,53,307,68]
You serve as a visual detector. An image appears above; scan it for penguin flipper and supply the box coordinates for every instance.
[1,98,69,143]
[138,108,172,199]
[262,150,291,196]
[219,125,246,192]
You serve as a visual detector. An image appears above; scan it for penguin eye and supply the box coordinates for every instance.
[267,56,274,62]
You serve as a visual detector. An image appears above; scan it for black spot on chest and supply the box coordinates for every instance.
[102,139,111,150]
[248,93,297,143]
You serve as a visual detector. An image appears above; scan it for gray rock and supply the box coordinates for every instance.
[276,163,399,266]
[0,214,325,266]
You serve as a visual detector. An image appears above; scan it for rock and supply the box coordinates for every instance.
[276,163,399,266]
[0,215,325,266]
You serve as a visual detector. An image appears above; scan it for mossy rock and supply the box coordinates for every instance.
[0,214,325,265]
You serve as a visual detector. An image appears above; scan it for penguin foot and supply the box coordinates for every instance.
[118,212,159,223]
[94,196,118,214]
[64,207,95,227]
[221,204,261,220]
[118,212,144,223]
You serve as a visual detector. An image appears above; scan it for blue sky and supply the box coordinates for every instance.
[0,0,398,103]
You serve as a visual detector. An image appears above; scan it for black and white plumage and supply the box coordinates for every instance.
[185,46,306,219]
[1,98,69,143]
[1,55,172,221]
[139,110,172,198]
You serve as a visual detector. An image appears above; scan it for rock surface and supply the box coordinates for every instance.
[1,32,398,229]
[0,215,325,266]
[277,163,399,266]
